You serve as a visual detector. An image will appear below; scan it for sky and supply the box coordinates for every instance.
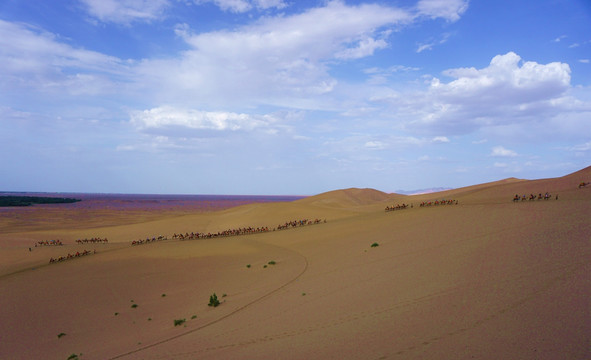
[1,0,590,195]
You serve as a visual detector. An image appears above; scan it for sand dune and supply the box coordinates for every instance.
[1,167,590,359]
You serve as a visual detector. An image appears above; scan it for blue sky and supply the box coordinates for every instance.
[1,0,590,195]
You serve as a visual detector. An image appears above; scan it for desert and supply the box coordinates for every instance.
[1,167,590,360]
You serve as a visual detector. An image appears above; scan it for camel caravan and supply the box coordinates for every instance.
[49,249,96,264]
[170,218,326,241]
[76,237,108,244]
[131,235,167,246]
[384,203,411,212]
[35,239,63,247]
[512,192,554,202]
[419,199,458,207]
[276,218,325,230]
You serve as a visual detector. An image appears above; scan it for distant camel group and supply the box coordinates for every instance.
[49,249,95,264]
[419,199,458,207]
[76,237,108,244]
[384,204,410,212]
[35,239,63,247]
[172,227,270,240]
[276,218,325,230]
[131,235,167,245]
[513,193,554,202]
[169,218,326,241]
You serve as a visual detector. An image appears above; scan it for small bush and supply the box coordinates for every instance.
[268,260,276,265]
[131,304,138,309]
[57,332,66,339]
[174,318,186,327]
[246,264,251,268]
[370,242,379,247]
[114,312,119,316]
[208,293,220,307]
[161,293,166,297]
[191,315,197,320]
[67,354,79,360]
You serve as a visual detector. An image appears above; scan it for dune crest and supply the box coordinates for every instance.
[297,187,394,208]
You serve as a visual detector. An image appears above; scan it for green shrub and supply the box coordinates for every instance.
[370,242,379,247]
[131,304,138,308]
[67,354,79,360]
[208,293,220,307]
[268,260,276,265]
[246,264,251,268]
[174,318,186,327]
[57,332,66,339]
[191,315,197,320]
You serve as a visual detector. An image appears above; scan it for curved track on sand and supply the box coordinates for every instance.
[108,238,309,360]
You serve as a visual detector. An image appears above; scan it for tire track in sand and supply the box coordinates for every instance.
[108,237,309,360]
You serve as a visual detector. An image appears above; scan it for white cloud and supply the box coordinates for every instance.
[491,146,517,157]
[130,106,268,132]
[364,140,387,150]
[438,52,571,102]
[568,141,591,152]
[78,0,170,24]
[336,37,389,60]
[393,52,577,135]
[415,0,469,22]
[432,136,450,143]
[0,20,127,94]
[136,1,411,107]
[193,0,287,13]
[416,32,451,53]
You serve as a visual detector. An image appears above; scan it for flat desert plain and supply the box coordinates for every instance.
[1,167,590,360]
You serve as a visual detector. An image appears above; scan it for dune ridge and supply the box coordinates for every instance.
[0,167,590,360]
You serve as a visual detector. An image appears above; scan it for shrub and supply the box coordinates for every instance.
[57,332,66,339]
[67,354,79,360]
[191,315,197,320]
[174,318,186,327]
[268,260,276,265]
[208,293,220,307]
[246,264,251,268]
[131,304,138,308]
[370,242,379,247]
[161,293,166,297]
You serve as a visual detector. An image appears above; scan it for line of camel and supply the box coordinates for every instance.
[513,193,555,202]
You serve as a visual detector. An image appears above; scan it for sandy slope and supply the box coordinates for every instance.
[0,167,590,360]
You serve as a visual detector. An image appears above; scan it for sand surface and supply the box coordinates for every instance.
[1,168,590,360]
